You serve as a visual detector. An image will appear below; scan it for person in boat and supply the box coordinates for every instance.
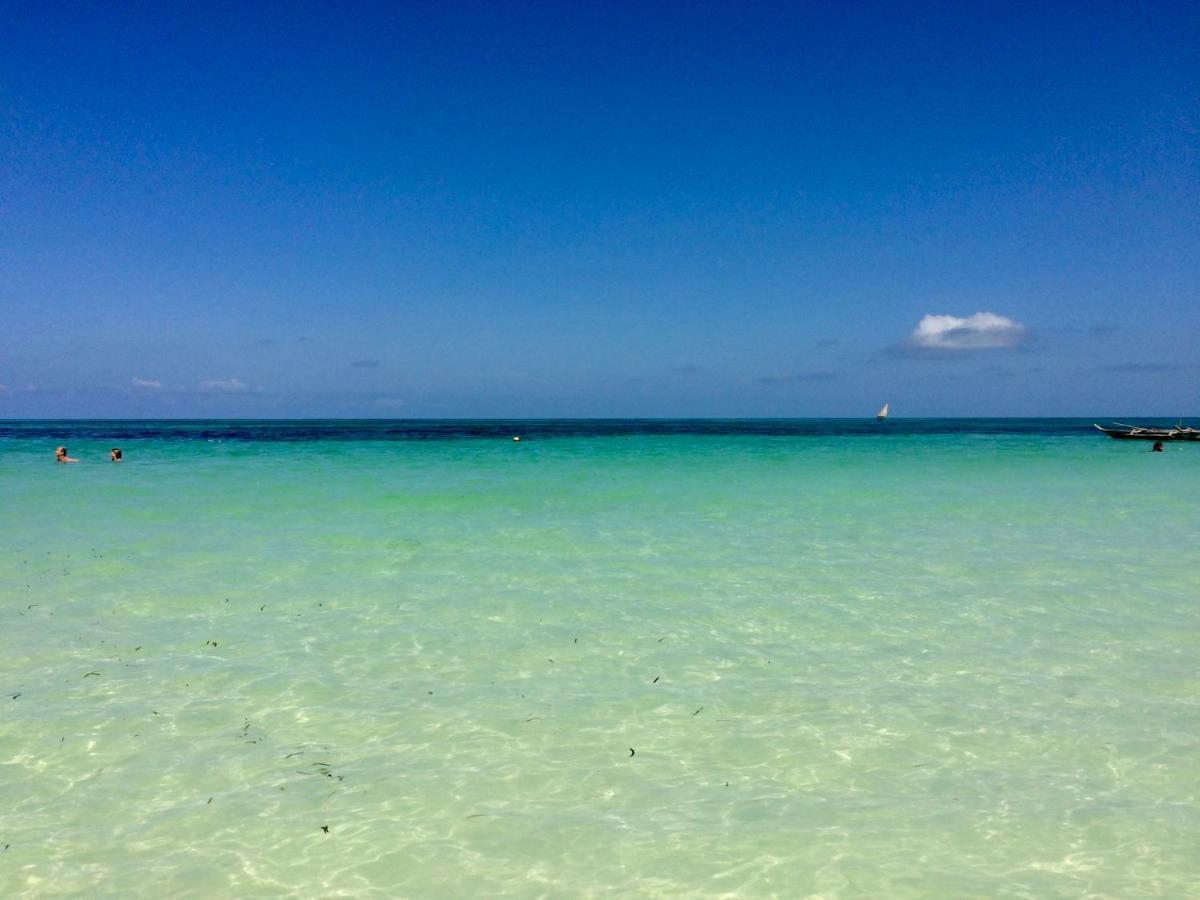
[1152,441,1164,452]
[110,448,123,462]
[55,446,79,463]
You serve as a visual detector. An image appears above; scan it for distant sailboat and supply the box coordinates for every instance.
[876,403,889,421]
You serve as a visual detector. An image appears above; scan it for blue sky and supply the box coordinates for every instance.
[2,0,1196,417]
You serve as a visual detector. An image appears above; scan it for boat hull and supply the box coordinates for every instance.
[1094,425,1200,441]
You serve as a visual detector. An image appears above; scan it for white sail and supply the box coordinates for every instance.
[876,403,889,420]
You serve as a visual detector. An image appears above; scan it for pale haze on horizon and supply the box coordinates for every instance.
[1,1,1197,418]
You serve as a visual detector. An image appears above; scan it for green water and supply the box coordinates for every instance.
[2,423,1198,897]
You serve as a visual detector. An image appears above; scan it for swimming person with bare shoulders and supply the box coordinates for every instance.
[111,448,123,462]
[55,446,79,463]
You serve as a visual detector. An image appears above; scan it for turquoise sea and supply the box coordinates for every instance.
[2,419,1197,898]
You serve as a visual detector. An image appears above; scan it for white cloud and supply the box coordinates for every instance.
[909,312,1028,352]
[199,377,249,393]
[132,377,163,389]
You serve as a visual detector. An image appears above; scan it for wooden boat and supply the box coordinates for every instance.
[1093,422,1200,441]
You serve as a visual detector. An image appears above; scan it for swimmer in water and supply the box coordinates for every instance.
[55,446,79,463]
[1152,440,1164,452]
[111,448,123,462]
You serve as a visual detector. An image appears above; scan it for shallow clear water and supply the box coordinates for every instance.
[2,420,1197,897]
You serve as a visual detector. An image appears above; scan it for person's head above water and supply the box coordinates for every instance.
[111,448,122,462]
[55,446,79,463]
[1152,440,1164,452]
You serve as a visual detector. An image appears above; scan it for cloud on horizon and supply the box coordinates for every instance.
[199,377,250,393]
[980,364,1017,378]
[759,371,837,386]
[896,312,1030,356]
[132,377,163,389]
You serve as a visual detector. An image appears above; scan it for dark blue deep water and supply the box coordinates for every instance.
[0,417,1176,443]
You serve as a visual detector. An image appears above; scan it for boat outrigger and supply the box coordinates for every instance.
[1093,421,1200,441]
